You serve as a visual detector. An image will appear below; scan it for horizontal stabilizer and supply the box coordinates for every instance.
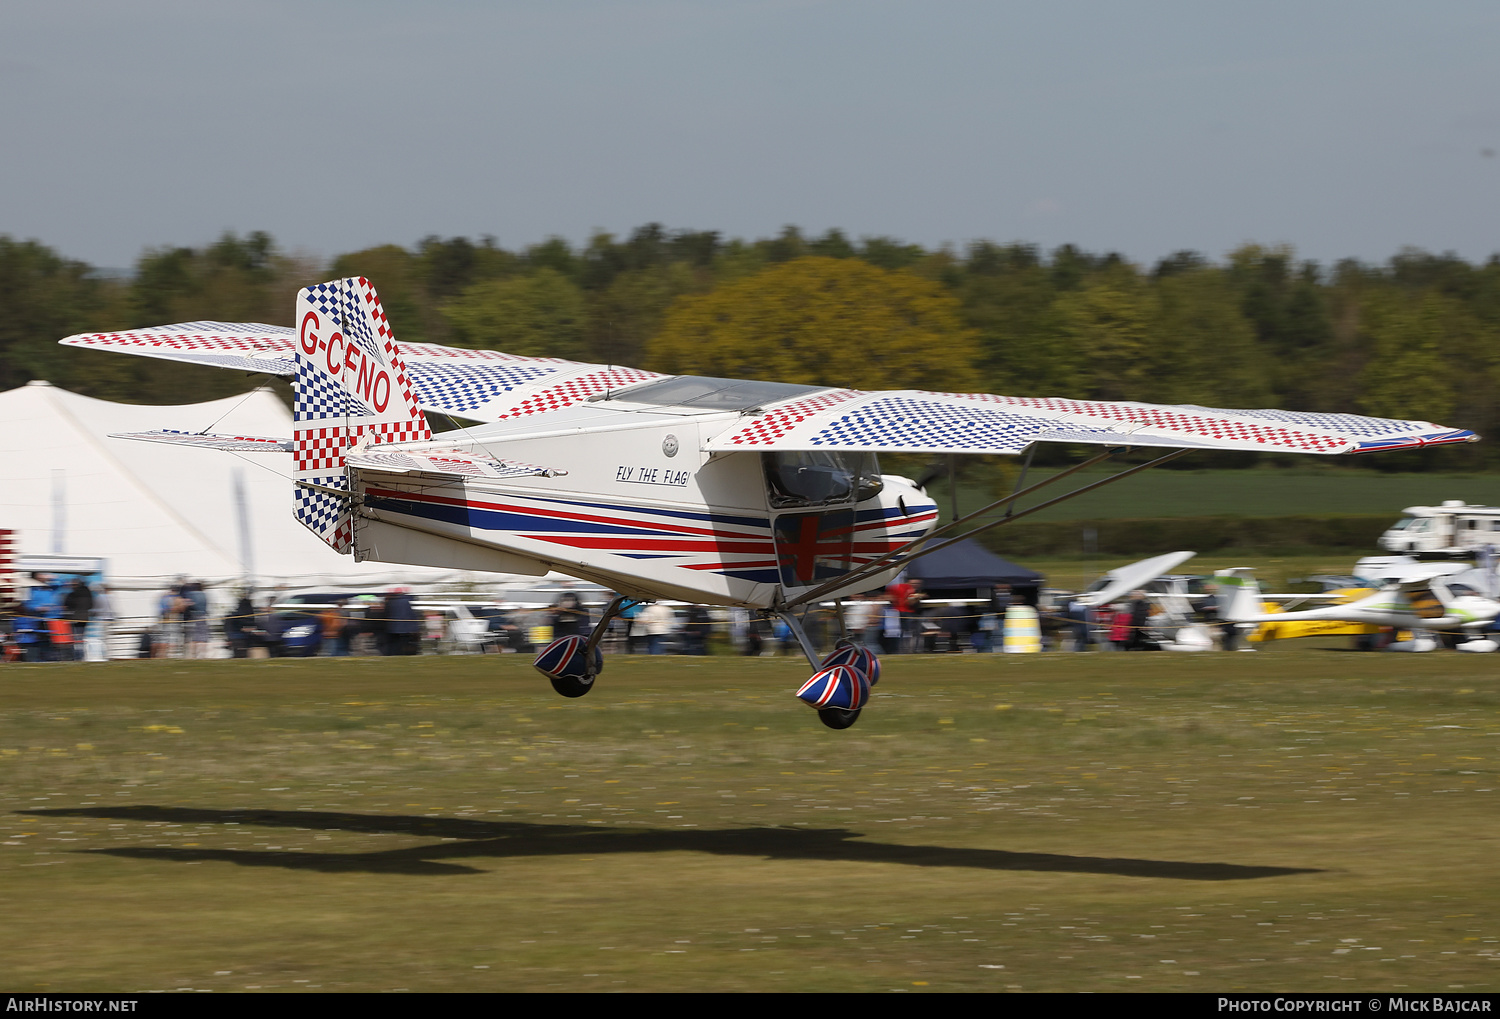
[110,429,292,452]
[61,323,297,376]
[344,448,567,480]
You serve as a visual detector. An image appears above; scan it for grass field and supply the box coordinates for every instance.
[1,649,1497,993]
[944,468,1500,523]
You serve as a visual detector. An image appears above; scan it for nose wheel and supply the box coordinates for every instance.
[817,708,861,730]
[548,672,596,698]
[779,609,880,730]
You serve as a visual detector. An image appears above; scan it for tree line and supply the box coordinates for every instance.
[3,225,1498,470]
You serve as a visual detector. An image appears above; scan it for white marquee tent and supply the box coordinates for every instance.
[0,381,531,621]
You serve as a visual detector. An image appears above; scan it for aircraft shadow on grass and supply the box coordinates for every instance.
[21,806,1319,882]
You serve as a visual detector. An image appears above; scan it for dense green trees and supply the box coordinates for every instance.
[645,256,977,391]
[442,269,588,358]
[0,237,108,394]
[4,224,1499,469]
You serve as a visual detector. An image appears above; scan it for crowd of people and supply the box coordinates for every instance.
[0,572,111,662]
[3,572,1260,662]
[218,588,425,658]
[1056,582,1243,652]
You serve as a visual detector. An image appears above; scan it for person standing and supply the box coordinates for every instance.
[1108,602,1131,651]
[87,584,114,661]
[14,597,45,662]
[684,605,712,655]
[321,599,349,656]
[639,602,676,654]
[886,577,925,653]
[879,599,903,654]
[1065,596,1093,652]
[27,574,64,619]
[552,593,587,639]
[182,581,210,658]
[225,591,259,659]
[383,588,421,656]
[62,579,93,661]
[1126,590,1153,651]
[843,593,879,648]
[619,600,646,654]
[156,582,186,658]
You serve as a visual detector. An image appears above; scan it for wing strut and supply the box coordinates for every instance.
[784,448,1189,608]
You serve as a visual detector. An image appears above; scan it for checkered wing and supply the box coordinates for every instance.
[59,316,664,423]
[701,390,1478,456]
[399,353,665,422]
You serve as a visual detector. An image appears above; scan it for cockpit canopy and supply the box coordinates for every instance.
[612,375,825,411]
[763,450,883,509]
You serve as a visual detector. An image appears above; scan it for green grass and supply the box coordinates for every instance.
[943,468,1500,523]
[1,650,1497,992]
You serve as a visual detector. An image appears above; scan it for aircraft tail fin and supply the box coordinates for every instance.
[1216,568,1263,623]
[292,278,432,552]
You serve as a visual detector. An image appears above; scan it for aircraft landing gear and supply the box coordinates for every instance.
[533,595,636,698]
[817,707,861,730]
[776,610,880,730]
[547,670,596,699]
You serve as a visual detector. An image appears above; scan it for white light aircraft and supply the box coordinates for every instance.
[1218,562,1500,652]
[1074,552,1370,651]
[62,277,1480,724]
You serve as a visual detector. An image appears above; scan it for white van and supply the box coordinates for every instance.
[1378,501,1500,553]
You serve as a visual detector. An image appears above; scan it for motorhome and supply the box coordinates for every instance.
[1378,501,1500,554]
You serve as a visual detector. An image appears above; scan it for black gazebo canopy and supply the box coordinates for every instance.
[905,538,1042,591]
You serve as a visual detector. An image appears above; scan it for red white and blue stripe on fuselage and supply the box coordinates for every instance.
[362,487,937,588]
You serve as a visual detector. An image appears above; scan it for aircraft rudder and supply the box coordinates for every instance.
[291,277,431,553]
[1215,568,1262,622]
[292,277,428,433]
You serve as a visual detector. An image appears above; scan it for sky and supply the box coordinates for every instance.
[3,0,1499,270]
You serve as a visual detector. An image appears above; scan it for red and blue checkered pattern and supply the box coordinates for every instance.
[62,311,1477,457]
[292,278,433,553]
[703,389,1478,456]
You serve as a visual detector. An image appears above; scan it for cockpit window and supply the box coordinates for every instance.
[763,451,882,508]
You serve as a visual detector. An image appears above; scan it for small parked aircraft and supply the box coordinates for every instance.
[1074,552,1374,649]
[62,277,1480,723]
[1218,561,1500,652]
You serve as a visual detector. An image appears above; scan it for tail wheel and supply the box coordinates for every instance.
[817,708,861,730]
[549,673,596,698]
